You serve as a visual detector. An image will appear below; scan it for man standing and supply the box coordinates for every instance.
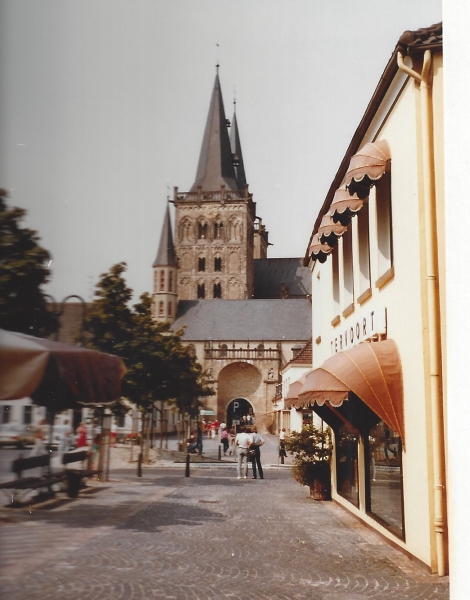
[235,425,251,479]
[249,425,265,479]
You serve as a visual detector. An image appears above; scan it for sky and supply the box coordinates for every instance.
[0,0,443,303]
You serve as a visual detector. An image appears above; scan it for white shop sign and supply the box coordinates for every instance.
[330,307,387,355]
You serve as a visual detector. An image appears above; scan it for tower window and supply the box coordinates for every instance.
[198,257,206,272]
[169,271,173,292]
[160,270,165,291]
[197,284,205,299]
[214,222,224,238]
[213,283,222,299]
[214,257,222,271]
[198,222,208,239]
[168,302,172,317]
[158,301,164,316]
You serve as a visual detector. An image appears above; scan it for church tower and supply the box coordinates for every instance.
[172,70,265,300]
[152,204,178,323]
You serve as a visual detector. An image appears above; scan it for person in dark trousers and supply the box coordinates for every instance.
[249,425,265,479]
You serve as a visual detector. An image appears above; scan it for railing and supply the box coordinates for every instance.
[174,185,252,203]
[204,347,281,361]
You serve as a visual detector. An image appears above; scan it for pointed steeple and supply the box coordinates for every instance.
[153,204,177,267]
[190,73,239,192]
[230,106,247,190]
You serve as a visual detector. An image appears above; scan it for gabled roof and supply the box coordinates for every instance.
[230,111,247,190]
[190,74,239,193]
[253,258,312,299]
[173,299,312,341]
[153,204,177,267]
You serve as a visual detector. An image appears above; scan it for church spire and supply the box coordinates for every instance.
[190,73,239,193]
[230,103,247,191]
[153,204,177,267]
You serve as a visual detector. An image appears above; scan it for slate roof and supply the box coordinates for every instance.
[253,258,311,299]
[153,204,177,267]
[173,299,312,341]
[190,74,239,193]
[230,111,247,190]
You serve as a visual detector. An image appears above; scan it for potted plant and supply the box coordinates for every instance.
[285,424,333,501]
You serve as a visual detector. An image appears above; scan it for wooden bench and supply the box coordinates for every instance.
[62,450,99,498]
[0,453,66,505]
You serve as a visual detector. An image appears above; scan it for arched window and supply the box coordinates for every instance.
[197,283,205,299]
[198,257,206,272]
[169,271,173,292]
[168,302,172,317]
[160,270,165,291]
[198,221,208,239]
[213,283,222,299]
[214,221,224,239]
[214,256,222,271]
[158,301,164,316]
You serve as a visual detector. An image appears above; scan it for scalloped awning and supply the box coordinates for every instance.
[284,374,308,409]
[329,187,364,226]
[308,234,332,263]
[343,139,391,198]
[317,213,348,246]
[292,340,405,444]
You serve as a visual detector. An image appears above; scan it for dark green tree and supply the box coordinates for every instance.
[0,191,59,336]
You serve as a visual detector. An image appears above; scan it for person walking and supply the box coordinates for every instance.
[235,425,251,479]
[228,426,236,456]
[249,425,265,479]
[221,426,229,455]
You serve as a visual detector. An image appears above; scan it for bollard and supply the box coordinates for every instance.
[137,451,143,477]
[185,452,190,477]
[218,445,221,460]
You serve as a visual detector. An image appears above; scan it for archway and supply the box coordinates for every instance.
[226,397,254,431]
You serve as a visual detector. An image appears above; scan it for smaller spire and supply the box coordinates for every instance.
[153,204,177,267]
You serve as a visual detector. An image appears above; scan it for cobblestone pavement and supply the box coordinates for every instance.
[0,466,449,600]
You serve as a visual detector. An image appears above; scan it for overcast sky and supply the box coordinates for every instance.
[0,0,443,303]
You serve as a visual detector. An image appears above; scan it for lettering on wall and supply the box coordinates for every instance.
[330,308,386,354]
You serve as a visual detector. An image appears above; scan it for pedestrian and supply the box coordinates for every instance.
[76,422,88,447]
[235,425,251,479]
[30,419,46,456]
[249,425,265,479]
[196,422,204,455]
[221,426,229,455]
[229,426,236,455]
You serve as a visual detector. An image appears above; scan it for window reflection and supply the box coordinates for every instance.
[367,420,404,539]
[336,422,359,507]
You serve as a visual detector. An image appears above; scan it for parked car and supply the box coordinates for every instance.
[0,423,37,449]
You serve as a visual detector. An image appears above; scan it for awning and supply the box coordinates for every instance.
[329,187,364,226]
[308,234,332,263]
[0,329,126,411]
[317,213,348,247]
[284,373,308,409]
[343,140,391,198]
[294,340,405,444]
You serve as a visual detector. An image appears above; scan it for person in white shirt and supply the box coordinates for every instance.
[249,425,265,479]
[235,425,251,479]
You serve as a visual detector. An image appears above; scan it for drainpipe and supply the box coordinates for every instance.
[397,50,446,576]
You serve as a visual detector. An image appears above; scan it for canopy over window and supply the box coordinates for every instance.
[317,213,348,247]
[308,234,332,264]
[293,340,405,445]
[329,187,364,226]
[343,140,391,198]
[284,374,308,409]
[0,329,126,412]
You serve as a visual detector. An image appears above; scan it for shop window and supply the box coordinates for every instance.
[198,257,206,272]
[366,420,404,539]
[357,201,371,300]
[213,283,222,299]
[214,256,222,271]
[342,227,354,314]
[335,422,359,507]
[1,405,11,423]
[375,171,394,285]
[160,270,165,291]
[23,405,32,425]
[197,284,205,299]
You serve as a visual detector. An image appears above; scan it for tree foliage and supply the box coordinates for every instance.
[0,192,59,336]
[84,263,213,416]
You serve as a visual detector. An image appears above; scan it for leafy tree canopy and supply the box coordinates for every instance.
[0,191,59,337]
[84,263,213,416]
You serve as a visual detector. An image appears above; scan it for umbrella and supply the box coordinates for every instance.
[0,329,126,411]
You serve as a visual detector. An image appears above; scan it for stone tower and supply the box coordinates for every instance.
[152,204,178,323]
[172,72,268,301]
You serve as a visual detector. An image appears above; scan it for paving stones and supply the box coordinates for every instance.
[0,467,449,600]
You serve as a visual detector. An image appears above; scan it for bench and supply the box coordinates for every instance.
[62,449,99,498]
[0,453,66,505]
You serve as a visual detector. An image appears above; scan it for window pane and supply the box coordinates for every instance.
[367,420,404,538]
[23,405,32,425]
[376,172,393,276]
[336,422,359,507]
